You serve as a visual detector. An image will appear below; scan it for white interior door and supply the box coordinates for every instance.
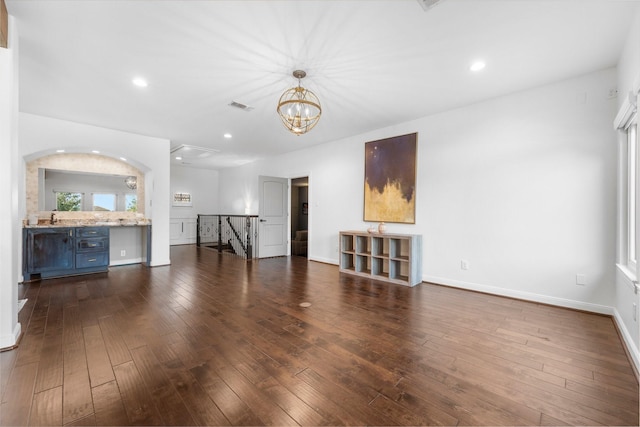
[258,176,288,258]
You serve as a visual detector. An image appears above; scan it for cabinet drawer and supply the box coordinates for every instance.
[76,252,109,269]
[77,237,109,252]
[76,227,109,238]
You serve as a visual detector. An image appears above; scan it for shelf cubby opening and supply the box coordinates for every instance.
[356,236,370,254]
[373,257,390,279]
[355,255,371,274]
[371,236,383,256]
[341,234,354,252]
[389,259,409,282]
[371,256,382,276]
[389,238,410,260]
[341,253,355,271]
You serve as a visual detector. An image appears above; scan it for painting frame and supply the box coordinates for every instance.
[363,132,417,224]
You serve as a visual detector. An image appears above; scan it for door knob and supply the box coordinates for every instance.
[260,219,267,222]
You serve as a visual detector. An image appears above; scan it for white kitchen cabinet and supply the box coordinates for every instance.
[170,217,197,245]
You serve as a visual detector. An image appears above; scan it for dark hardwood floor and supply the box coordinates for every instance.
[1,245,638,426]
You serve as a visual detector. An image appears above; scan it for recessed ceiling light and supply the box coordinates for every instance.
[92,150,100,154]
[470,61,486,72]
[120,157,127,161]
[132,77,148,88]
[223,133,232,139]
[56,149,65,153]
[175,156,182,160]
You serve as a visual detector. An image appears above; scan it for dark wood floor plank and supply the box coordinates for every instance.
[129,345,197,426]
[189,361,265,426]
[369,393,456,426]
[112,360,163,426]
[199,347,299,426]
[451,357,630,426]
[65,413,97,426]
[34,328,64,393]
[159,360,231,426]
[91,380,129,427]
[83,324,115,388]
[98,315,132,367]
[1,246,637,426]
[62,305,94,425]
[14,314,46,368]
[0,344,18,400]
[0,362,38,426]
[29,386,62,426]
[296,367,398,426]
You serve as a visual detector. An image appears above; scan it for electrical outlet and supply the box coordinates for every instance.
[576,274,586,286]
[120,250,126,257]
[607,87,618,99]
[461,259,469,270]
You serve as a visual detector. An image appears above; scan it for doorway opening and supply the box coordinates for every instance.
[290,177,309,258]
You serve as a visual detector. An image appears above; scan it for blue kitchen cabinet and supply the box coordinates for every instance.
[23,226,109,281]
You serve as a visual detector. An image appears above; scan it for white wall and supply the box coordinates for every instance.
[615,6,640,370]
[19,113,171,267]
[170,164,220,218]
[0,15,21,349]
[169,165,219,245]
[220,68,618,315]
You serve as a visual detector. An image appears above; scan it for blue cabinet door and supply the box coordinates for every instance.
[27,228,74,272]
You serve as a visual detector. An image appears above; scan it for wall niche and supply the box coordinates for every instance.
[26,153,145,217]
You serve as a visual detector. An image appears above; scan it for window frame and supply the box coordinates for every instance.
[627,122,637,272]
[616,91,639,279]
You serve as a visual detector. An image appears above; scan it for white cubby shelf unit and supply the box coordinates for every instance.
[339,231,422,287]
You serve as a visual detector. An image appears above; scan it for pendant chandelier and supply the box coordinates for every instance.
[124,176,137,190]
[277,70,322,135]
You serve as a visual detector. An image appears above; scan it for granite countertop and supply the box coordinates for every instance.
[24,220,151,228]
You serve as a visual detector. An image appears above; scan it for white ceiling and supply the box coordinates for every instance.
[6,0,639,169]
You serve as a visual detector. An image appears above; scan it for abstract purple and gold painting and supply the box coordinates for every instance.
[364,133,417,224]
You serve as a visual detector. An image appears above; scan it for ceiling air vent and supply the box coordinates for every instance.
[228,100,254,112]
[416,0,446,12]
[170,144,220,161]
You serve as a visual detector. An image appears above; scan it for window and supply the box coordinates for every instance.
[56,192,83,211]
[616,91,638,275]
[92,193,117,212]
[125,193,137,212]
[628,123,637,270]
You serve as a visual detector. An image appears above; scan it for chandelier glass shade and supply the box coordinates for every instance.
[277,70,321,135]
[124,176,137,190]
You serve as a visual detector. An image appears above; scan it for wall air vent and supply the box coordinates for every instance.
[229,101,254,112]
[416,0,446,12]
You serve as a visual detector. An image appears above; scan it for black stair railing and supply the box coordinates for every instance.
[197,214,258,260]
[226,216,246,255]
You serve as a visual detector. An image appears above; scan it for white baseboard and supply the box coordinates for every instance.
[110,258,143,267]
[0,322,21,350]
[309,255,338,265]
